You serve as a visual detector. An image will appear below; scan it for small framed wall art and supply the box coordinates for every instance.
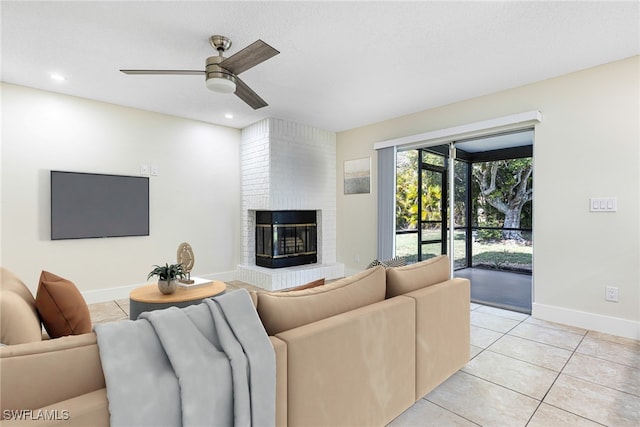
[344,157,371,195]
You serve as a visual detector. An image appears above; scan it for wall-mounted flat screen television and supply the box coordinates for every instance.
[51,171,149,240]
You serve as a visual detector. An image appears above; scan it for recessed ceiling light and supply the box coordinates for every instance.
[50,74,66,81]
[224,113,233,119]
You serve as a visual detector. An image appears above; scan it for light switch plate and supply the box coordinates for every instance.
[590,197,617,212]
[140,164,149,176]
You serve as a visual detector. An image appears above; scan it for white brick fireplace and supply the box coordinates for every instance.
[237,118,344,290]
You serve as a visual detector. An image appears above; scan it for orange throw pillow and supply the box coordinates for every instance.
[35,271,91,338]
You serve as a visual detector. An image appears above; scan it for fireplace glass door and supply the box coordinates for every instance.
[255,210,318,268]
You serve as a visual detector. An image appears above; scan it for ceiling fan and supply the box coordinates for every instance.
[120,35,279,110]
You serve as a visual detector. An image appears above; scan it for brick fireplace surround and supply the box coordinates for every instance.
[237,118,345,290]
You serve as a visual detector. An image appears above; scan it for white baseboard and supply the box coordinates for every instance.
[196,270,237,283]
[532,302,640,340]
[81,270,238,304]
[82,283,140,304]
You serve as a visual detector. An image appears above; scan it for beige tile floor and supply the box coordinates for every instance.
[88,288,640,427]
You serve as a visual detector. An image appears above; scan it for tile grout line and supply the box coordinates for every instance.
[503,321,585,353]
[521,321,587,337]
[560,369,640,399]
[534,402,609,427]
[464,317,546,400]
[457,368,543,402]
[478,347,562,375]
[113,299,129,317]
[523,331,592,426]
[574,334,640,369]
[420,396,482,427]
[470,314,561,426]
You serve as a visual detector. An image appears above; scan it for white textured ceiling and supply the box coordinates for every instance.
[2,1,638,132]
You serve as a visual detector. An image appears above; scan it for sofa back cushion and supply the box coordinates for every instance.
[386,255,450,298]
[0,291,43,345]
[0,268,42,345]
[281,278,325,292]
[255,266,386,335]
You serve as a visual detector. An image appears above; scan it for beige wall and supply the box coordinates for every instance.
[1,83,242,301]
[336,56,639,338]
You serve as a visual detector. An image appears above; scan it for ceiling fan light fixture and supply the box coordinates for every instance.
[206,76,236,93]
[122,35,279,109]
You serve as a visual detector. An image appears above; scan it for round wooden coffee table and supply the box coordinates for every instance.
[129,280,226,320]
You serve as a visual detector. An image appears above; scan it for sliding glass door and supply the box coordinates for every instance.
[418,151,447,260]
[395,149,448,263]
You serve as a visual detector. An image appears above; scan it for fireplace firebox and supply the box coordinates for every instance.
[255,210,317,268]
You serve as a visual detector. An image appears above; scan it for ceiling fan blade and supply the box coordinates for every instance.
[220,40,279,75]
[235,77,268,110]
[120,70,205,75]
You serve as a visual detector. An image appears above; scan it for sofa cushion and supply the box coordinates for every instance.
[35,271,91,338]
[0,333,106,421]
[275,296,416,427]
[282,278,325,292]
[386,255,450,298]
[256,266,386,335]
[1,268,37,306]
[31,388,110,427]
[0,268,42,345]
[0,291,43,345]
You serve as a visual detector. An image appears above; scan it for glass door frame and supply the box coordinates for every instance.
[417,149,448,262]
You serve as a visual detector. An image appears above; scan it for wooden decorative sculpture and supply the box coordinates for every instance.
[177,242,195,284]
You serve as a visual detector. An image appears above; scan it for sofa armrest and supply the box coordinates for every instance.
[405,277,470,398]
[275,296,416,427]
[0,333,105,416]
[0,389,110,427]
[269,336,287,427]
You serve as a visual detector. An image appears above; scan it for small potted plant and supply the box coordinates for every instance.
[147,263,186,295]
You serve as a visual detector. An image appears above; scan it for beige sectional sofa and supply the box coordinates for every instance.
[0,255,470,426]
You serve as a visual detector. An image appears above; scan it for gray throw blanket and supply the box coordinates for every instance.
[94,289,275,427]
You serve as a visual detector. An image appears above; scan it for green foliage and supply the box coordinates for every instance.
[396,150,419,230]
[471,158,533,241]
[453,160,467,226]
[147,263,186,281]
[396,150,447,230]
[476,228,502,241]
[421,183,442,221]
[472,159,532,222]
[472,250,532,270]
[395,150,533,255]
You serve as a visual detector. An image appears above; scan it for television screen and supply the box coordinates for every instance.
[51,171,149,240]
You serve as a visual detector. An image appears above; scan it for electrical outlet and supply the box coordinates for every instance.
[605,286,619,302]
[150,165,159,176]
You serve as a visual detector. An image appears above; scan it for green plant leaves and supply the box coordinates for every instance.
[147,263,186,281]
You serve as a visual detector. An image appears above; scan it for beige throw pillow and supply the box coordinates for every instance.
[385,255,450,298]
[256,266,386,336]
[0,268,42,345]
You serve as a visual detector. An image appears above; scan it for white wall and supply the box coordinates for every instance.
[1,83,242,302]
[336,56,639,338]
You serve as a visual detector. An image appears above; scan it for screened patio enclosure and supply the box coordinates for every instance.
[395,130,533,313]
